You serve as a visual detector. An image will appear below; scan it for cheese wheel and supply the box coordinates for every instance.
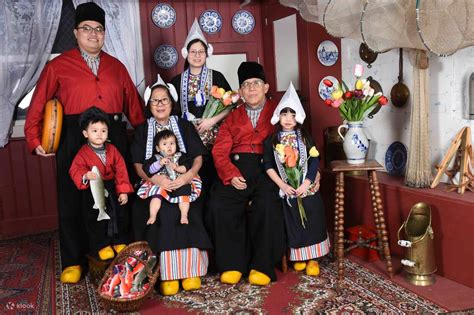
[41,99,63,154]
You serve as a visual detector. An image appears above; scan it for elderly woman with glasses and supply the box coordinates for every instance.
[130,75,212,296]
[207,61,287,286]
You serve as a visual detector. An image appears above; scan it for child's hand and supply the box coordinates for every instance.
[118,193,128,205]
[85,171,98,180]
[160,157,170,166]
[169,162,177,170]
[280,183,296,196]
[295,179,311,197]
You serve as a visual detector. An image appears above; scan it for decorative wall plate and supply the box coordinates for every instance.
[317,40,339,66]
[151,3,176,28]
[232,10,255,35]
[385,141,407,176]
[154,45,178,69]
[199,10,222,34]
[318,76,339,100]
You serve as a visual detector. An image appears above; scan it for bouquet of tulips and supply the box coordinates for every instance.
[323,64,388,121]
[194,86,241,148]
[275,135,320,228]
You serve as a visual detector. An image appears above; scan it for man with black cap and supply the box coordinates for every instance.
[208,61,286,286]
[24,2,144,284]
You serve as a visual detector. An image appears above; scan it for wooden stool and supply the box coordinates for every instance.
[331,160,393,281]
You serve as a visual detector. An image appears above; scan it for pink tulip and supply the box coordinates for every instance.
[354,64,363,77]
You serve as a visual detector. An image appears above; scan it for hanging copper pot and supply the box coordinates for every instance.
[390,48,410,108]
[367,76,383,117]
[359,43,378,68]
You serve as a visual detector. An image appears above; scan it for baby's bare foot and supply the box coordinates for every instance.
[147,217,156,225]
[180,216,189,225]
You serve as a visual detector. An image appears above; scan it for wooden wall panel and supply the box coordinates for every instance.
[139,0,264,86]
[0,138,57,238]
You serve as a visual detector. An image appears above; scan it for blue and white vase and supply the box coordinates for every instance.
[337,121,368,164]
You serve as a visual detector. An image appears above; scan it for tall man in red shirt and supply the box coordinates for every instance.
[24,3,144,283]
[208,62,286,286]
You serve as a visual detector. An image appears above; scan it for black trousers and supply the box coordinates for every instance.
[81,180,130,257]
[56,113,128,269]
[207,153,286,281]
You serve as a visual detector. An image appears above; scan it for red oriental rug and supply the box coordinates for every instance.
[51,236,447,314]
[0,232,55,315]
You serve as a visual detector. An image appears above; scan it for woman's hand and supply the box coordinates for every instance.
[150,174,172,191]
[35,145,55,157]
[196,117,216,133]
[168,171,193,190]
[280,183,296,196]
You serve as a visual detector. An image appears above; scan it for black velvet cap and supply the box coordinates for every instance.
[75,2,105,28]
[238,61,266,86]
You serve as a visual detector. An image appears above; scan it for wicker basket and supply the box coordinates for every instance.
[87,255,113,286]
[97,241,159,312]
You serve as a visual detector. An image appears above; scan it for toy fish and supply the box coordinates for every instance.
[108,273,121,296]
[161,152,182,181]
[131,255,157,293]
[90,166,110,221]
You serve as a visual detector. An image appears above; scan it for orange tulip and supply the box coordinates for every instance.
[211,85,223,98]
[284,146,298,168]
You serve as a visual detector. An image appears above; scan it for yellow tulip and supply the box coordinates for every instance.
[355,79,363,90]
[331,89,343,100]
[309,146,319,157]
[218,88,226,98]
[275,144,286,162]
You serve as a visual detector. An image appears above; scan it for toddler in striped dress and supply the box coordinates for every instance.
[139,129,201,225]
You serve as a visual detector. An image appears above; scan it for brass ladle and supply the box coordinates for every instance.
[390,48,410,108]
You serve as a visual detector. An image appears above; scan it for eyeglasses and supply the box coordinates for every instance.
[76,25,105,34]
[241,80,265,89]
[149,97,170,106]
[189,50,206,56]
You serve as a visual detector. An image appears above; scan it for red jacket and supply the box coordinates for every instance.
[69,143,134,194]
[212,99,276,185]
[24,48,144,152]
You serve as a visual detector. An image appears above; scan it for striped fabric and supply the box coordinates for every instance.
[136,176,202,203]
[160,248,209,280]
[80,48,100,76]
[245,104,264,128]
[289,236,331,261]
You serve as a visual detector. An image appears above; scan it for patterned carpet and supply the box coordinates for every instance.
[0,232,55,314]
[50,236,447,314]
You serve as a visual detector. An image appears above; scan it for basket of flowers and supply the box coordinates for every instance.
[97,241,159,312]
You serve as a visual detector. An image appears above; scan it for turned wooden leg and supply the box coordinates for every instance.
[369,171,393,278]
[335,172,345,281]
[368,171,383,255]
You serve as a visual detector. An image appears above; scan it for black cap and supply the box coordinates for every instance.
[75,2,105,29]
[238,61,266,86]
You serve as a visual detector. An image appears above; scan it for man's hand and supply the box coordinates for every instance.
[118,193,128,205]
[231,176,247,190]
[35,145,55,157]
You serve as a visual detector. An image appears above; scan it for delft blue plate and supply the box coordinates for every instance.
[154,45,178,69]
[199,10,222,34]
[318,76,339,100]
[385,141,407,176]
[151,3,176,28]
[317,40,339,67]
[232,10,255,35]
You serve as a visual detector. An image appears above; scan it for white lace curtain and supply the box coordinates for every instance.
[0,0,61,147]
[72,0,145,94]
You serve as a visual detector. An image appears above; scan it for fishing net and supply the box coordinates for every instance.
[280,0,328,24]
[416,0,474,56]
[322,0,364,42]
